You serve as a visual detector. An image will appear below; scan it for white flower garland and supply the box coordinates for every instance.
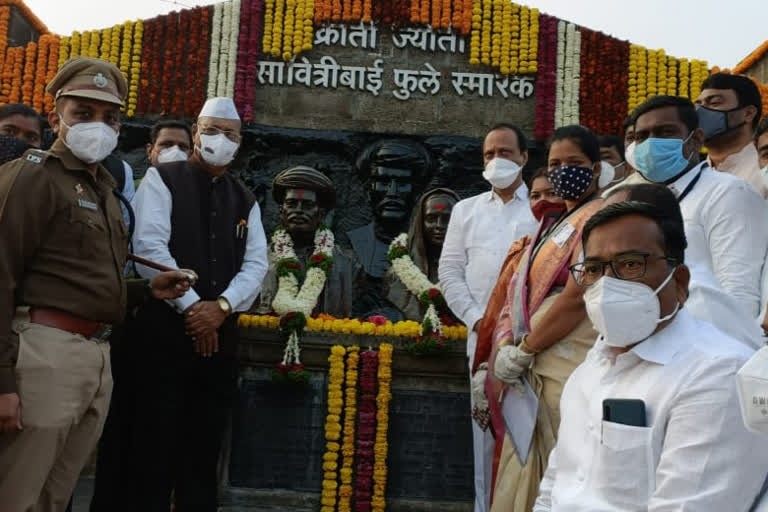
[388,233,444,339]
[271,226,334,365]
[207,1,223,98]
[226,0,241,97]
[555,22,581,127]
[217,0,233,97]
[554,20,565,128]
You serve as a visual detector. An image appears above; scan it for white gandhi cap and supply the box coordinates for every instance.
[198,97,240,121]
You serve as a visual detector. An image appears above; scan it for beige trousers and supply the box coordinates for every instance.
[0,310,112,512]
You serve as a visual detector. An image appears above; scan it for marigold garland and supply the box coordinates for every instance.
[32,35,48,112]
[0,6,9,76]
[371,343,392,512]
[58,36,70,68]
[21,42,35,106]
[479,0,491,65]
[321,345,346,512]
[734,40,768,74]
[126,19,142,117]
[119,21,132,81]
[239,313,469,340]
[8,46,23,104]
[337,345,359,512]
[69,31,81,59]
[468,0,480,64]
[44,34,59,112]
[270,0,284,58]
[110,24,121,66]
[690,59,708,101]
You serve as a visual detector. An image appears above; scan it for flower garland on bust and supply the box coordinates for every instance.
[321,345,346,512]
[271,225,334,382]
[387,234,453,356]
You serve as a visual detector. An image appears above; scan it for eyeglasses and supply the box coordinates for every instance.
[198,125,241,142]
[569,252,676,287]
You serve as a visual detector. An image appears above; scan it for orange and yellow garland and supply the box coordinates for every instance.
[470,0,537,74]
[126,19,142,118]
[0,6,9,76]
[371,342,392,512]
[337,345,359,512]
[239,313,469,340]
[20,41,35,106]
[321,345,346,512]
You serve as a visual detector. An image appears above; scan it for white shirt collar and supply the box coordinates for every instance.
[487,182,529,203]
[667,161,708,197]
[594,309,692,366]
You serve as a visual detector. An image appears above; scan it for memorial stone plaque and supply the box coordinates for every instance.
[229,371,328,491]
[386,390,474,501]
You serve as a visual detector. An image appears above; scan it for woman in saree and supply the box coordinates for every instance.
[472,125,605,511]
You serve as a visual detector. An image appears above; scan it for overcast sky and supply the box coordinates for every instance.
[25,0,768,69]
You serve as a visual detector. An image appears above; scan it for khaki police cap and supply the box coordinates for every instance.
[45,57,127,107]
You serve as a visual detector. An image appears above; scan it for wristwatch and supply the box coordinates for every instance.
[217,296,232,315]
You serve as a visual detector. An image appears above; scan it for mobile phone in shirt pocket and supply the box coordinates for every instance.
[597,420,655,508]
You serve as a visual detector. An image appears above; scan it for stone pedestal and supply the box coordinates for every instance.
[220,328,474,511]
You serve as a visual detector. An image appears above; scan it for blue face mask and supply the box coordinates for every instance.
[634,133,695,183]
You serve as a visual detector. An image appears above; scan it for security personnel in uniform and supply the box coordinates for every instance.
[0,57,193,512]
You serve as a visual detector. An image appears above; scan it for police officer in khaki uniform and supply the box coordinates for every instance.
[0,57,194,512]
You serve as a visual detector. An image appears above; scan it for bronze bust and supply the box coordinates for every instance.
[256,166,365,318]
[383,188,459,321]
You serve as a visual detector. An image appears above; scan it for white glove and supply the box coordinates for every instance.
[494,344,535,383]
[471,363,489,410]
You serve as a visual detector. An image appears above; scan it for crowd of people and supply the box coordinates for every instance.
[1,53,768,512]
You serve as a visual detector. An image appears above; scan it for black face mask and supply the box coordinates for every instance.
[696,105,745,141]
[0,135,30,166]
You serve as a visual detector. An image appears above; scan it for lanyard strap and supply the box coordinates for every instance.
[676,167,704,203]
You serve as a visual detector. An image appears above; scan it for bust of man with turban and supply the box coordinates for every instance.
[256,166,365,318]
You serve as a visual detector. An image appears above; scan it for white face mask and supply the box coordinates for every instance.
[584,269,679,347]
[60,117,118,164]
[196,133,239,167]
[736,346,768,436]
[625,141,638,170]
[483,157,522,189]
[597,161,616,188]
[157,145,189,164]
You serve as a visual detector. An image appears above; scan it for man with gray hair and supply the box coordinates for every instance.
[112,97,269,511]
